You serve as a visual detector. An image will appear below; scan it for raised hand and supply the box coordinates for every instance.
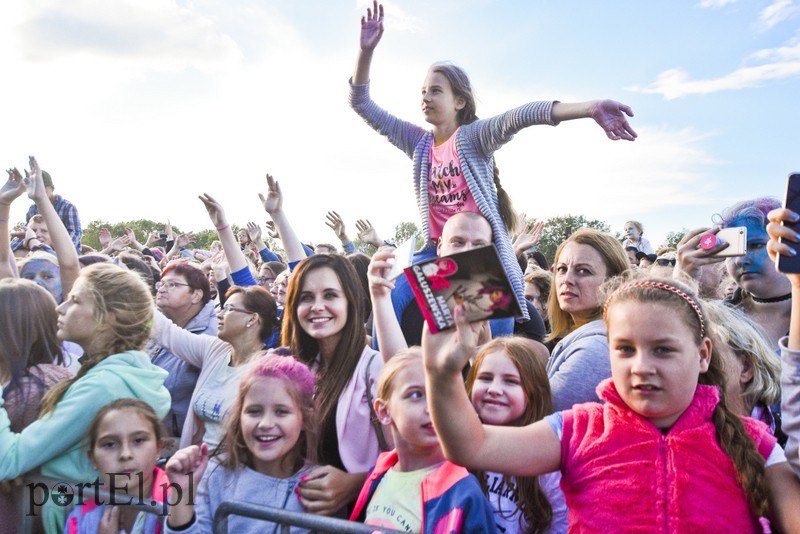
[368,248,396,299]
[356,218,382,248]
[198,193,228,229]
[513,220,544,255]
[166,443,209,492]
[421,305,481,376]
[246,221,263,243]
[165,219,174,240]
[360,1,384,52]
[675,227,727,280]
[325,211,349,242]
[590,100,637,141]
[124,227,139,246]
[146,230,160,247]
[23,156,47,202]
[767,208,800,286]
[175,232,195,248]
[98,228,112,247]
[264,220,279,239]
[0,168,26,205]
[258,174,283,216]
[108,235,131,252]
[166,443,209,527]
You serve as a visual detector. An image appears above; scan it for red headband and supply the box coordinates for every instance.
[603,281,706,337]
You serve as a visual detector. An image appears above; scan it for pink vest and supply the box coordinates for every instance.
[560,379,776,533]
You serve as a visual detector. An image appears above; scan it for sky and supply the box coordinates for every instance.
[1,0,798,249]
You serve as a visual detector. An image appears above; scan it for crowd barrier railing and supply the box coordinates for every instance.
[213,499,405,534]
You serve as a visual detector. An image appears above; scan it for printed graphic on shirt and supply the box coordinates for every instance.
[364,503,417,532]
[427,130,478,240]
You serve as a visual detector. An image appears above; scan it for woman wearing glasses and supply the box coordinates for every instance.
[148,193,279,450]
[149,263,217,439]
[149,284,277,450]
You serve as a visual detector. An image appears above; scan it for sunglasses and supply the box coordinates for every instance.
[655,258,676,267]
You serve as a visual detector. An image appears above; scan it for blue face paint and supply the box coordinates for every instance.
[725,218,786,296]
[21,259,62,303]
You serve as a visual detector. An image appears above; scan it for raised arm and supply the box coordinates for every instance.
[352,1,384,85]
[551,100,637,141]
[368,248,407,361]
[258,175,306,264]
[356,218,384,248]
[767,207,800,475]
[0,168,26,279]
[422,306,561,477]
[25,156,80,297]
[198,194,249,276]
[325,211,355,253]
[673,226,727,282]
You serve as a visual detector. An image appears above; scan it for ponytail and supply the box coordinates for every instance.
[493,163,518,235]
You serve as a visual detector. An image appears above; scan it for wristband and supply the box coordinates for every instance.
[216,224,230,232]
[0,218,8,222]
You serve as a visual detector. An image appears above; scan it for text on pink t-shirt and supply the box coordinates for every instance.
[428,128,479,240]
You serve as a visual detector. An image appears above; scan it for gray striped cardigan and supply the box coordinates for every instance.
[350,80,558,319]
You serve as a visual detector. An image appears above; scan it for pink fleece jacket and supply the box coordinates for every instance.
[560,379,776,533]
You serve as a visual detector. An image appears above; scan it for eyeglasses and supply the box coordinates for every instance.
[221,304,253,315]
[655,258,676,267]
[257,276,275,284]
[155,281,191,291]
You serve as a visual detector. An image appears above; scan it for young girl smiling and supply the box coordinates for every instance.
[466,338,567,534]
[165,355,317,533]
[350,348,495,533]
[423,278,800,532]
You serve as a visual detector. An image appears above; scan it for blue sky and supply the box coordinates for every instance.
[1,0,798,249]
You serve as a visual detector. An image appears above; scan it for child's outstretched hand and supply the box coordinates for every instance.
[422,304,480,376]
[360,0,384,51]
[166,443,209,494]
[767,207,800,286]
[590,100,637,141]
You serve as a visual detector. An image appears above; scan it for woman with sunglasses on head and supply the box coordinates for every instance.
[147,194,279,450]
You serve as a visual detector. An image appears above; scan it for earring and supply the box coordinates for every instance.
[246,322,252,328]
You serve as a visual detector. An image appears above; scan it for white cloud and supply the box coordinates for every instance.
[627,40,800,99]
[758,0,798,30]
[697,0,737,8]
[17,0,242,67]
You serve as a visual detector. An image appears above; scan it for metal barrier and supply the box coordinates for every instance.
[214,500,406,534]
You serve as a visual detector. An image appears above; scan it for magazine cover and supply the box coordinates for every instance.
[403,244,522,334]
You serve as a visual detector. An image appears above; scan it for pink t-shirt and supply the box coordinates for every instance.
[428,128,479,240]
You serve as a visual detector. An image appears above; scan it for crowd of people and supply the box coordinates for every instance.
[1,2,800,533]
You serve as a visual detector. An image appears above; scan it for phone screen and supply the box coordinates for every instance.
[777,173,800,273]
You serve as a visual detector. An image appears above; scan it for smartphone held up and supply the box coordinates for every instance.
[777,172,800,274]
